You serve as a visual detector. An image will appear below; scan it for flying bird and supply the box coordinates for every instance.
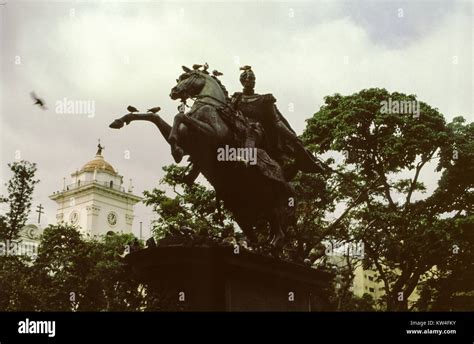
[127,105,139,113]
[193,64,203,70]
[147,106,161,114]
[30,92,46,110]
[240,65,252,71]
[212,70,223,77]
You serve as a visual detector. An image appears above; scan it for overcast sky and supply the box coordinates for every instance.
[0,0,472,239]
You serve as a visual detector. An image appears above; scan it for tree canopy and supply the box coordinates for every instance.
[302,88,473,310]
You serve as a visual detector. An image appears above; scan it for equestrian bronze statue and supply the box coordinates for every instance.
[110,64,327,250]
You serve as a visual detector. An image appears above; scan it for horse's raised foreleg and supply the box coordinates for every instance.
[109,113,172,144]
[170,113,216,139]
[168,112,217,163]
[168,114,186,163]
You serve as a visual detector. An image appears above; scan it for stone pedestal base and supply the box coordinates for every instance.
[125,246,333,311]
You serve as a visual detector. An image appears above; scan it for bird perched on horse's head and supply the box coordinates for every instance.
[192,64,203,70]
[212,70,223,77]
[127,105,139,113]
[240,65,252,71]
[147,106,161,114]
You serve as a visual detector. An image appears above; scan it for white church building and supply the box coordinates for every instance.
[49,144,142,237]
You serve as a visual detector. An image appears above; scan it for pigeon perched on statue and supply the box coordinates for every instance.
[127,105,139,113]
[147,106,161,114]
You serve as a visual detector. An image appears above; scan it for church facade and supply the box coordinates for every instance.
[49,146,142,237]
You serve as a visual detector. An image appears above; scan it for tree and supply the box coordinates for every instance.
[0,223,147,311]
[414,117,474,310]
[0,255,37,311]
[143,164,239,246]
[414,215,474,310]
[303,88,473,310]
[0,160,39,242]
[0,160,40,310]
[32,224,146,311]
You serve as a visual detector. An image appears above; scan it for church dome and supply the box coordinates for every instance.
[80,154,117,175]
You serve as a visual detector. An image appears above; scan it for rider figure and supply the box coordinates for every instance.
[181,65,328,186]
[231,67,297,160]
[230,66,327,180]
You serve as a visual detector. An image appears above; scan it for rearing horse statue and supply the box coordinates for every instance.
[110,66,295,249]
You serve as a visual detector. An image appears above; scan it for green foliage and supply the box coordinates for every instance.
[283,171,336,263]
[304,89,448,173]
[0,256,37,311]
[0,224,146,311]
[303,88,473,310]
[415,215,474,311]
[143,164,238,245]
[0,161,39,241]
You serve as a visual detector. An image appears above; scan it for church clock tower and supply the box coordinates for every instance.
[49,143,142,236]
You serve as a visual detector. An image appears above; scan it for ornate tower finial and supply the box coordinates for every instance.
[97,138,104,156]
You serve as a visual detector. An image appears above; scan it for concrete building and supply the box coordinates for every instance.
[17,224,43,258]
[327,253,420,308]
[352,263,420,307]
[49,145,142,237]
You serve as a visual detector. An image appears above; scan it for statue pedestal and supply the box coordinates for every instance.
[125,246,333,311]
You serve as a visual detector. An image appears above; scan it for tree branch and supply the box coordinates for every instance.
[405,150,436,209]
[319,177,382,240]
[363,239,392,308]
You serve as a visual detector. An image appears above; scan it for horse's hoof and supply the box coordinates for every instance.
[171,145,184,163]
[109,119,124,129]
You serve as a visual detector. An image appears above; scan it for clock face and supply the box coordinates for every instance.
[23,225,38,239]
[70,211,79,225]
[107,212,117,226]
[27,226,37,239]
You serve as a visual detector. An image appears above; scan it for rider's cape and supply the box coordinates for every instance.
[226,92,325,175]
